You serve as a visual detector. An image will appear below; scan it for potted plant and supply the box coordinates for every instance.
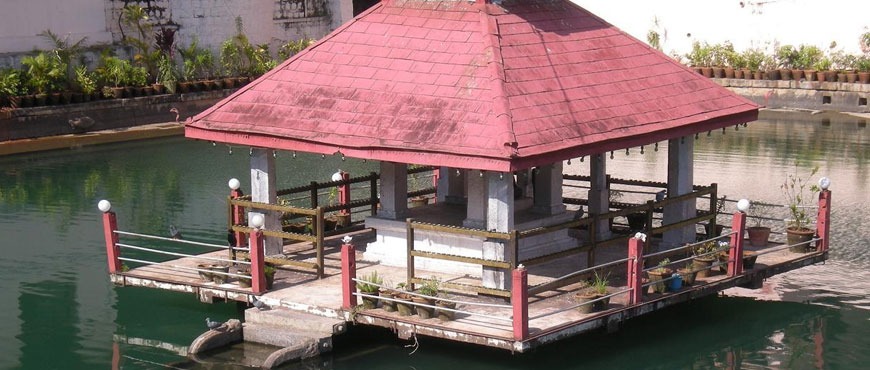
[237,268,252,288]
[0,69,22,108]
[677,262,697,285]
[74,66,97,102]
[413,277,440,319]
[781,166,820,252]
[856,56,870,84]
[747,201,775,247]
[356,270,383,309]
[394,282,414,317]
[435,297,457,322]
[575,271,609,314]
[795,44,823,81]
[264,263,276,289]
[647,258,673,293]
[379,281,398,312]
[21,51,67,105]
[692,241,724,278]
[196,263,216,282]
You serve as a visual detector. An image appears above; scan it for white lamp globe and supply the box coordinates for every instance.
[737,199,751,213]
[250,214,265,229]
[331,170,343,182]
[98,200,112,213]
[818,177,831,190]
[228,178,241,190]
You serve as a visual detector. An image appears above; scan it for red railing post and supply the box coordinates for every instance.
[432,168,439,204]
[338,171,351,215]
[250,227,266,294]
[816,189,832,252]
[728,210,746,276]
[511,265,529,341]
[229,179,247,248]
[627,236,644,305]
[341,240,357,309]
[101,202,121,273]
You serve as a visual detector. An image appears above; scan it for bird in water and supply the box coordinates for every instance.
[252,296,269,311]
[169,224,182,239]
[206,317,222,330]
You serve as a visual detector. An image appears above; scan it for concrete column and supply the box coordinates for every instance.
[515,169,531,198]
[483,171,514,290]
[377,162,408,220]
[249,148,282,255]
[437,167,466,204]
[463,170,486,229]
[532,163,566,215]
[587,154,611,240]
[663,137,696,248]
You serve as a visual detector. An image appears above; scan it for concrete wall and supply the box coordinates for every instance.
[0,0,344,68]
[573,0,870,56]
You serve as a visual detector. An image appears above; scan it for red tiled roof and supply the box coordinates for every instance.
[187,0,758,172]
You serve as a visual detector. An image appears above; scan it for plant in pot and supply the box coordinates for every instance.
[685,41,713,76]
[394,282,414,317]
[237,267,252,288]
[677,262,697,286]
[0,69,22,109]
[21,51,67,105]
[742,48,765,80]
[856,56,870,84]
[776,45,801,80]
[795,44,823,81]
[692,241,724,278]
[435,296,457,322]
[413,277,440,319]
[747,201,775,247]
[356,270,383,309]
[74,66,97,102]
[264,263,276,289]
[155,54,177,94]
[647,258,673,294]
[781,166,820,252]
[575,271,609,314]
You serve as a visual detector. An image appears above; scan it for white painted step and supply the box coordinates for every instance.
[244,307,347,335]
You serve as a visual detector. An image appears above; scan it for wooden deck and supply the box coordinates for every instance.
[111,229,827,352]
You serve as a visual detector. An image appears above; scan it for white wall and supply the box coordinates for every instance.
[0,0,112,54]
[573,0,870,56]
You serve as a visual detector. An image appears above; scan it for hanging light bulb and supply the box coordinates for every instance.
[707,131,712,137]
[625,148,630,155]
[654,142,659,151]
[321,154,326,159]
[680,136,685,144]
[341,153,346,161]
[228,146,233,155]
[211,141,216,147]
[742,122,748,127]
[734,124,739,131]
[610,151,614,159]
[249,148,253,156]
[567,158,572,165]
[580,156,585,162]
[479,170,484,177]
[695,133,699,140]
[640,146,645,154]
[292,151,297,158]
[456,169,461,176]
[499,173,503,180]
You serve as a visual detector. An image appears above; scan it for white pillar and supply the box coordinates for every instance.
[249,148,282,255]
[664,137,696,248]
[483,171,514,290]
[437,167,466,204]
[532,163,566,215]
[463,170,486,229]
[587,154,611,240]
[377,162,408,220]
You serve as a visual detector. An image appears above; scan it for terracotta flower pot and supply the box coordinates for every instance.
[436,300,457,321]
[786,227,815,252]
[724,67,735,78]
[747,226,771,247]
[575,290,609,314]
[791,69,804,81]
[360,290,380,309]
[778,68,792,80]
[692,256,717,278]
[412,296,436,319]
[804,70,817,82]
[858,72,870,84]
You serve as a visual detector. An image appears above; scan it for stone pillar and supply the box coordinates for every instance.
[587,154,611,240]
[463,170,486,229]
[377,162,408,220]
[663,137,696,248]
[249,148,282,255]
[483,171,514,290]
[437,167,466,204]
[532,162,566,215]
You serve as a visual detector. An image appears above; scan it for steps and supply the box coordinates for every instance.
[242,307,347,368]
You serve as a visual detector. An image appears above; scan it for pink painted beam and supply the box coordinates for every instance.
[250,228,266,294]
[626,237,644,305]
[102,211,121,273]
[728,211,746,276]
[338,171,351,215]
[816,190,831,252]
[341,242,357,309]
[230,188,247,247]
[512,266,529,341]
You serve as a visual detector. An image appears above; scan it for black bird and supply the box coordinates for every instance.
[169,224,182,239]
[206,317,222,330]
[252,296,269,310]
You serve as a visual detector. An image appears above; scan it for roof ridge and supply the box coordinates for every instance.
[478,3,519,158]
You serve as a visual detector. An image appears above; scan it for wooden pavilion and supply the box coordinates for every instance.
[185,0,758,291]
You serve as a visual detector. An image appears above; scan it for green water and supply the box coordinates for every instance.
[0,113,868,369]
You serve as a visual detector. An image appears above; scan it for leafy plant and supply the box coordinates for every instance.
[686,41,712,67]
[356,270,383,293]
[21,52,67,94]
[0,69,22,99]
[129,65,149,87]
[179,38,213,81]
[418,277,440,297]
[861,31,870,54]
[98,56,132,87]
[781,166,820,231]
[156,54,177,92]
[589,271,609,295]
[775,45,798,69]
[857,56,870,72]
[654,258,672,273]
[743,48,766,71]
[814,56,832,72]
[39,29,88,89]
[795,44,823,70]
[278,38,315,60]
[74,66,96,95]
[709,42,736,67]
